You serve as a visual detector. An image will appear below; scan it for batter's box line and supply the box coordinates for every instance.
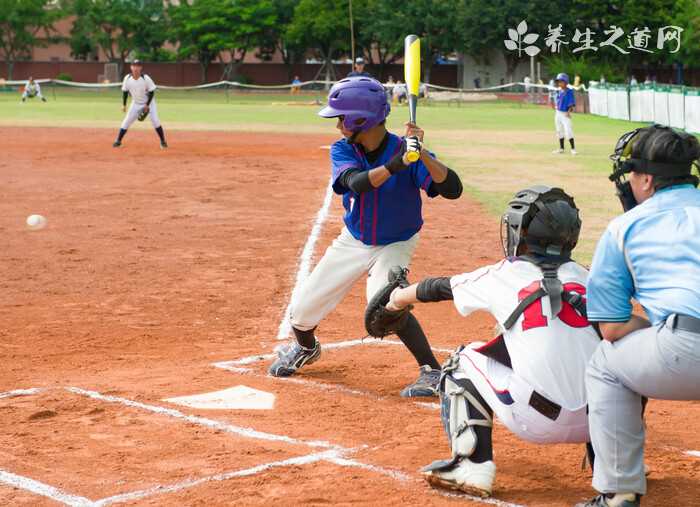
[0,386,522,507]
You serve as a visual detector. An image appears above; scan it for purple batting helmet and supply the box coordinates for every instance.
[318,76,390,132]
[555,72,569,84]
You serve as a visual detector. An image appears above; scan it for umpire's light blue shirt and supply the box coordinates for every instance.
[587,184,700,325]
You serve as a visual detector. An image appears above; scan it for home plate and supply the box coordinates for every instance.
[164,385,275,410]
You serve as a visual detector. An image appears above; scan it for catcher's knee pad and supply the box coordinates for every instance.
[439,348,493,461]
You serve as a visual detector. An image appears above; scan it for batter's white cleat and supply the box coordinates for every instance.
[552,148,564,154]
[571,149,578,155]
[422,459,496,497]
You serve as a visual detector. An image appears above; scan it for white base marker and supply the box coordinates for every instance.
[277,180,334,340]
[66,387,343,451]
[0,469,95,507]
[686,450,700,458]
[164,385,275,410]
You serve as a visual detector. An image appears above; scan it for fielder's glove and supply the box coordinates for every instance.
[138,107,149,122]
[364,266,413,338]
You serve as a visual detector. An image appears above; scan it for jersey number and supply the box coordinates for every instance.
[517,281,588,331]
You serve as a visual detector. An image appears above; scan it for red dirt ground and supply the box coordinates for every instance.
[0,127,698,506]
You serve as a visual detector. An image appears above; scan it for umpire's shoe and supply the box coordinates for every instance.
[400,365,440,397]
[268,339,321,377]
[576,494,640,507]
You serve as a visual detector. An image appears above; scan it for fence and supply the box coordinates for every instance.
[588,83,700,133]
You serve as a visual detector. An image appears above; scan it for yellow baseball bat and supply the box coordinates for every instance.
[404,34,421,162]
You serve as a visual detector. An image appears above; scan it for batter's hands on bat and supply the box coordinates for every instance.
[404,122,424,141]
[403,136,422,164]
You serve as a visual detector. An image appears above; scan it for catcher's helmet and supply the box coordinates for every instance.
[555,72,569,84]
[501,185,581,259]
[318,76,390,133]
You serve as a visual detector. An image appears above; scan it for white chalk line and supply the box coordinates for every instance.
[215,337,455,370]
[64,386,344,452]
[686,450,700,458]
[0,468,95,507]
[0,387,44,400]
[277,180,334,340]
[93,451,338,506]
[436,489,525,507]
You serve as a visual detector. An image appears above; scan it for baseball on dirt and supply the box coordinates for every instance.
[26,214,47,231]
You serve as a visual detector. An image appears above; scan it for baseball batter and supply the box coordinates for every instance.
[382,186,600,497]
[552,72,576,155]
[269,75,463,397]
[579,125,700,507]
[113,60,167,149]
[21,77,46,103]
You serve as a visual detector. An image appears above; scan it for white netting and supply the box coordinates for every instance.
[686,90,700,133]
[653,86,670,126]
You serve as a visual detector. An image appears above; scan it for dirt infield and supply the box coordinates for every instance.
[0,127,698,506]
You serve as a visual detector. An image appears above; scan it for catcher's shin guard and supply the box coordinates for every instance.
[432,348,494,468]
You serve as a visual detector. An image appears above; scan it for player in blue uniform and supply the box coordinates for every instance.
[552,73,577,155]
[269,76,463,397]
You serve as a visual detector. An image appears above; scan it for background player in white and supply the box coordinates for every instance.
[579,126,700,507]
[268,76,463,397]
[113,60,167,148]
[21,77,46,103]
[384,186,600,497]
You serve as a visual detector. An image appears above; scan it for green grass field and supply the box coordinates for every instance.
[1,87,677,263]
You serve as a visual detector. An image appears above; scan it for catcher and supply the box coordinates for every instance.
[368,186,600,497]
[269,75,463,397]
[113,60,167,149]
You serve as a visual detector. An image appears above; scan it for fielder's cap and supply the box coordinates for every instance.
[355,57,365,64]
[555,72,569,84]
[131,59,142,65]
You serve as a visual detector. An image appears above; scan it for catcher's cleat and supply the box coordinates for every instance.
[268,339,321,377]
[400,365,440,397]
[160,141,168,149]
[575,493,640,507]
[422,458,496,497]
[112,141,121,148]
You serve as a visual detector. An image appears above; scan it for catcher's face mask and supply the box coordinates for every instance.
[501,186,551,257]
[609,126,695,211]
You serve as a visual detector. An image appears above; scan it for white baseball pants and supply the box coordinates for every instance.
[290,227,419,331]
[121,100,161,129]
[555,110,574,139]
[586,316,700,495]
[455,343,590,445]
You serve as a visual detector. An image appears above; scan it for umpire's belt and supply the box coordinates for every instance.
[669,313,700,334]
[528,390,561,421]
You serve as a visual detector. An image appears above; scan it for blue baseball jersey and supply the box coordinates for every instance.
[556,88,575,112]
[330,133,438,245]
[587,185,700,325]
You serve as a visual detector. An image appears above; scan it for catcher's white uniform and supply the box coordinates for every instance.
[449,257,599,443]
[121,74,161,129]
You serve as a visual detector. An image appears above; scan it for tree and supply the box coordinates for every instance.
[0,0,62,79]
[353,0,405,80]
[258,0,304,81]
[69,0,169,71]
[286,0,350,83]
[168,0,276,83]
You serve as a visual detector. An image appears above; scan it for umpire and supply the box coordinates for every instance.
[580,125,700,507]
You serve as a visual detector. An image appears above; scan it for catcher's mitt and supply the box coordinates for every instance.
[364,266,413,338]
[137,107,149,121]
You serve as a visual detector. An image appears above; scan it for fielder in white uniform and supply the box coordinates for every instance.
[385,186,600,497]
[113,60,167,148]
[21,77,46,103]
